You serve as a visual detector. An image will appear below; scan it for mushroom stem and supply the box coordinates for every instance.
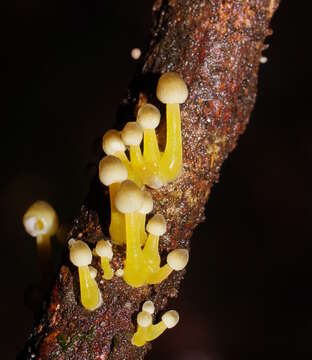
[78,265,101,311]
[138,213,148,245]
[145,321,167,342]
[116,151,143,187]
[109,183,125,245]
[148,263,173,285]
[143,233,160,273]
[131,311,153,347]
[143,129,161,167]
[100,257,114,280]
[160,103,182,181]
[129,145,145,175]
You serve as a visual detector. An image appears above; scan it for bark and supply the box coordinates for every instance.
[21,0,280,359]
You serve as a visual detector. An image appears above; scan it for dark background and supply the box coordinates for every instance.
[1,1,311,359]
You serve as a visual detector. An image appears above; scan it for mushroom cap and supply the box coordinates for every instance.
[121,122,143,146]
[114,180,144,214]
[142,300,155,315]
[95,240,113,260]
[89,266,98,279]
[115,268,124,277]
[23,200,59,237]
[156,72,188,104]
[98,156,128,186]
[136,104,160,130]
[146,214,166,236]
[167,248,189,271]
[138,191,153,214]
[162,310,179,328]
[69,240,92,267]
[102,129,126,155]
[137,311,153,328]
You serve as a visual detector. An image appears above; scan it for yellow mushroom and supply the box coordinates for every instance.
[131,311,153,347]
[156,72,188,182]
[95,240,114,280]
[137,190,154,245]
[23,200,59,276]
[142,300,155,315]
[69,240,102,311]
[114,180,148,287]
[145,310,179,342]
[136,103,163,189]
[148,248,189,285]
[98,155,127,245]
[121,121,145,177]
[143,214,166,274]
[102,129,142,186]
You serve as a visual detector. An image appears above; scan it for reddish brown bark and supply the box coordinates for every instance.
[22,1,280,359]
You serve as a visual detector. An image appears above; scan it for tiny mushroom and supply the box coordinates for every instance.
[145,310,179,342]
[131,311,153,347]
[95,240,114,280]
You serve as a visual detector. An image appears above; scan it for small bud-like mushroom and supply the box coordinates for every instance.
[145,310,179,342]
[115,268,124,277]
[156,72,188,182]
[23,200,59,280]
[132,311,153,347]
[142,300,155,315]
[148,248,189,285]
[115,180,148,287]
[95,240,114,280]
[89,266,98,279]
[143,214,166,274]
[137,104,163,188]
[69,240,102,310]
[99,156,128,245]
[138,190,154,245]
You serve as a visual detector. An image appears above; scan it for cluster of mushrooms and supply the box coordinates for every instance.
[23,72,189,347]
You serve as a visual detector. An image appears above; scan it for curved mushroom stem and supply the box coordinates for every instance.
[123,212,148,287]
[143,233,161,274]
[100,257,114,280]
[145,321,167,342]
[109,183,126,245]
[116,151,143,187]
[148,263,173,285]
[132,325,149,347]
[160,103,182,182]
[129,145,145,172]
[143,129,161,167]
[78,265,102,310]
[138,213,148,245]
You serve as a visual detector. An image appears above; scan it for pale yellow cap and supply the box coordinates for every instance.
[114,180,143,214]
[142,300,155,315]
[162,310,179,328]
[23,200,59,237]
[137,103,160,130]
[69,240,92,267]
[146,214,166,236]
[137,311,153,328]
[102,129,126,155]
[95,240,113,260]
[121,122,143,146]
[138,191,153,214]
[98,156,128,186]
[89,265,98,279]
[167,249,189,271]
[156,72,188,104]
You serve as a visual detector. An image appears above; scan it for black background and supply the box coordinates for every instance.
[2,1,311,359]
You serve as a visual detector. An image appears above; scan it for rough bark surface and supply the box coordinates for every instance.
[22,0,280,359]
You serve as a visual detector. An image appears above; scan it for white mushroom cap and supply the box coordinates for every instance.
[69,240,92,267]
[114,180,144,214]
[102,129,126,155]
[167,249,189,271]
[23,200,59,237]
[142,300,155,315]
[95,240,113,260]
[98,156,128,186]
[162,310,179,328]
[137,104,160,130]
[146,214,166,236]
[121,122,143,146]
[68,238,76,248]
[89,266,98,279]
[137,311,153,328]
[138,191,153,214]
[156,72,188,104]
[115,268,124,277]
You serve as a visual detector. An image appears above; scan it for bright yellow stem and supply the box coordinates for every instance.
[109,183,125,245]
[145,321,167,342]
[130,145,145,170]
[116,151,143,187]
[160,103,182,182]
[143,234,160,274]
[123,212,148,287]
[131,326,149,347]
[78,265,101,310]
[148,264,173,285]
[143,129,161,166]
[101,257,114,280]
[138,213,147,245]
